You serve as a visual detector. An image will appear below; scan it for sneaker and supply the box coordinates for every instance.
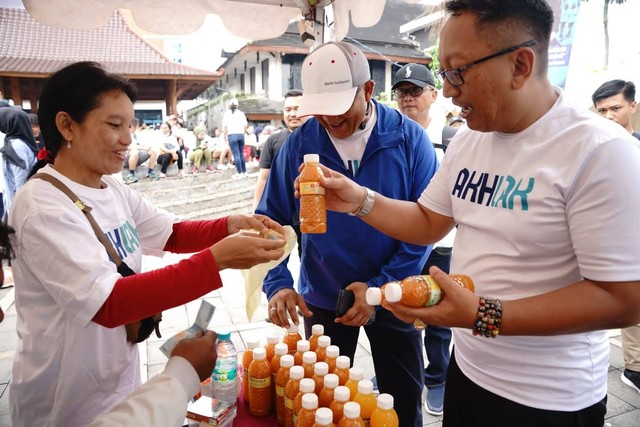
[177,171,185,178]
[216,164,227,171]
[147,171,160,181]
[622,369,640,394]
[125,175,138,184]
[159,172,166,178]
[424,384,444,416]
[191,166,198,174]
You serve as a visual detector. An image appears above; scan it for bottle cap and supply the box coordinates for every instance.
[336,355,350,369]
[315,407,333,425]
[280,354,294,368]
[217,330,231,340]
[312,324,324,336]
[266,332,280,344]
[343,401,361,419]
[357,379,373,395]
[275,343,289,355]
[365,287,382,305]
[289,365,304,379]
[326,345,339,358]
[334,385,350,402]
[304,153,320,163]
[303,351,317,364]
[318,335,331,348]
[349,366,363,381]
[384,282,403,303]
[286,324,299,333]
[302,392,318,409]
[299,378,315,393]
[323,373,339,388]
[246,337,260,349]
[297,340,310,352]
[314,361,329,376]
[252,347,266,360]
[377,393,394,410]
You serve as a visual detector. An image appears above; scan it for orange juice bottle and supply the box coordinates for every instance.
[370,393,398,427]
[365,282,398,307]
[319,373,339,409]
[248,347,272,417]
[353,380,377,426]
[338,402,365,427]
[272,343,290,413]
[302,351,317,379]
[284,324,303,355]
[344,367,363,401]
[333,355,350,386]
[276,354,295,426]
[313,407,335,427]
[315,335,331,363]
[312,361,329,394]
[297,393,319,427]
[241,338,259,403]
[266,331,280,363]
[294,378,316,426]
[285,365,304,427]
[329,386,350,424]
[299,153,326,234]
[309,324,324,352]
[294,340,311,366]
[382,274,475,308]
[325,345,339,373]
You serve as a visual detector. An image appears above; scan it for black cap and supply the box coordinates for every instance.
[392,63,435,90]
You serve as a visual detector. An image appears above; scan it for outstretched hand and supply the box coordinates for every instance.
[171,330,218,382]
[227,214,285,237]
[268,288,313,328]
[211,231,286,270]
[294,164,366,214]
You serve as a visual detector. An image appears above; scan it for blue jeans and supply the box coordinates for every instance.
[304,304,424,427]
[227,133,246,174]
[422,247,452,388]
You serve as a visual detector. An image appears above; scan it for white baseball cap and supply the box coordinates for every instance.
[297,42,371,117]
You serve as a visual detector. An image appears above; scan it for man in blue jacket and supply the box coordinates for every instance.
[255,41,438,426]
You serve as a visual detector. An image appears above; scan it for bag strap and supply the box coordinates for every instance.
[31,173,124,267]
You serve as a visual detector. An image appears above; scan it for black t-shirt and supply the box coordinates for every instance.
[258,129,291,169]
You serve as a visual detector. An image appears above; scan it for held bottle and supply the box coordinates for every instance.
[299,153,327,234]
[314,407,335,427]
[211,330,239,406]
[370,393,399,427]
[366,274,475,307]
[248,347,272,417]
[241,338,259,403]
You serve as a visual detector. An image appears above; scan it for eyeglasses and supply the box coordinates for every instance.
[393,86,432,99]
[436,39,537,87]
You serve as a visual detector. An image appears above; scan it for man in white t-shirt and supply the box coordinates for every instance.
[316,1,640,425]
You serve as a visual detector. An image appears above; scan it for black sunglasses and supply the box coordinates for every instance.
[437,39,538,87]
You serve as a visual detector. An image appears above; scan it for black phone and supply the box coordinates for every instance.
[335,289,376,325]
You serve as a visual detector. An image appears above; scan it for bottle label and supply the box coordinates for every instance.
[249,376,271,388]
[276,385,285,396]
[212,360,238,381]
[284,397,295,410]
[300,182,326,196]
[422,275,443,306]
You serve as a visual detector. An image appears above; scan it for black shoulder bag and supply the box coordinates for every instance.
[32,173,162,343]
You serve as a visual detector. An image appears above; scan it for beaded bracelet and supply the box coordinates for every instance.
[472,297,502,338]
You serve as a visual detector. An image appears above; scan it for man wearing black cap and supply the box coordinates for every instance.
[392,63,456,417]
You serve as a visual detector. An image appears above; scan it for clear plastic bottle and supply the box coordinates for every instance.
[313,407,335,427]
[248,347,272,417]
[283,324,303,355]
[309,324,324,352]
[344,366,364,402]
[329,386,350,424]
[338,402,365,427]
[211,330,239,406]
[333,355,350,386]
[294,339,311,366]
[325,345,339,373]
[299,153,327,234]
[276,354,295,426]
[370,393,399,427]
[241,338,259,403]
[366,274,475,307]
[353,379,377,426]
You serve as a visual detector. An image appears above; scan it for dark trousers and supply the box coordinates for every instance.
[304,304,424,427]
[422,247,452,387]
[157,151,183,173]
[227,134,246,174]
[444,351,607,426]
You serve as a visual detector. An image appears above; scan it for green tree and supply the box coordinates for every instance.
[583,0,627,69]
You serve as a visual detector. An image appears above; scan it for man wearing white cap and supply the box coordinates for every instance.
[256,41,438,426]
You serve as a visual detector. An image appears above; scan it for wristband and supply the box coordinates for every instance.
[348,187,374,217]
[472,297,502,338]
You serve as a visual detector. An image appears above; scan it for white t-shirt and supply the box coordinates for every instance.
[9,165,177,426]
[222,109,248,135]
[419,90,640,411]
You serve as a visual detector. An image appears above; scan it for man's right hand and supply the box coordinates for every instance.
[171,330,218,382]
[268,288,313,328]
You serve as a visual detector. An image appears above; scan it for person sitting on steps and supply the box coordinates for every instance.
[188,126,214,174]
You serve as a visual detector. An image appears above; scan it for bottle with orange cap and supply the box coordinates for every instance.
[315,335,331,363]
[276,354,295,426]
[248,347,272,417]
[283,324,303,355]
[353,379,377,426]
[325,345,339,373]
[241,338,259,403]
[313,407,335,427]
[338,402,365,427]
[294,340,311,366]
[318,373,339,409]
[294,378,316,427]
[285,365,304,427]
[329,386,350,425]
[333,355,350,386]
[308,324,324,352]
[344,367,363,401]
[370,393,398,427]
[297,393,319,427]
[302,351,317,379]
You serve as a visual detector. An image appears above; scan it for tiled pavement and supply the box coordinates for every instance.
[1,252,639,426]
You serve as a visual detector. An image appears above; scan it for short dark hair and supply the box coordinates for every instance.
[445,0,554,73]
[28,113,38,126]
[285,89,303,99]
[0,223,14,261]
[592,80,636,106]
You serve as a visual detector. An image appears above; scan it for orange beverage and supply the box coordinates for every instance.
[276,354,295,426]
[248,347,272,417]
[241,338,259,403]
[285,366,304,427]
[344,367,363,401]
[312,362,329,394]
[370,393,398,427]
[338,402,365,427]
[319,373,339,409]
[353,380,377,425]
[266,331,280,363]
[315,335,330,363]
[333,356,350,386]
[309,324,324,352]
[299,153,326,234]
[294,340,311,366]
[313,407,335,427]
[272,343,289,413]
[293,378,316,426]
[365,282,398,307]
[325,345,339,373]
[284,324,303,355]
[302,351,317,379]
[380,274,475,308]
[297,393,319,427]
[329,386,350,424]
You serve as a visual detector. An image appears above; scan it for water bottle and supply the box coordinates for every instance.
[212,330,239,405]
